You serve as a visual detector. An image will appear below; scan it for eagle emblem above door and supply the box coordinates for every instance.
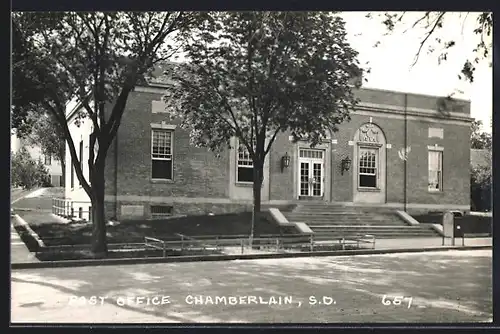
[359,123,380,143]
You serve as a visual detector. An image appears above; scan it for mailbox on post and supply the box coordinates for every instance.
[454,220,465,246]
[442,211,454,245]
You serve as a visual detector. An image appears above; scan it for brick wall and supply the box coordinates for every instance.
[113,90,231,218]
[268,132,296,201]
[103,86,471,219]
[266,112,471,207]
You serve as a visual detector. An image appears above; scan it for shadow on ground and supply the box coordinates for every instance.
[11,250,492,323]
[16,211,293,248]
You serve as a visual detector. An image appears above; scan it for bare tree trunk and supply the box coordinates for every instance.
[250,163,263,249]
[58,148,65,187]
[90,160,108,257]
[60,160,66,187]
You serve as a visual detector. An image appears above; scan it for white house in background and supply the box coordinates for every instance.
[63,98,94,219]
[10,132,64,187]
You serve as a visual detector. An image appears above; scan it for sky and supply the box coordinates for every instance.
[341,11,492,133]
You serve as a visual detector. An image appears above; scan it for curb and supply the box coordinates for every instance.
[11,245,492,270]
[12,214,46,248]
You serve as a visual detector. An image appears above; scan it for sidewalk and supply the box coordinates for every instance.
[11,221,40,264]
[374,237,492,250]
[11,188,42,265]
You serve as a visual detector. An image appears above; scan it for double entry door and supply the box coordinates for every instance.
[298,149,325,198]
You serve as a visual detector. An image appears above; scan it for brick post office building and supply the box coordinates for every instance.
[64,66,473,221]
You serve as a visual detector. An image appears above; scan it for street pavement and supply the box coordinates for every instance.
[11,249,492,323]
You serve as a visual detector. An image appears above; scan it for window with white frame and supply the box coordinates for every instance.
[237,143,253,183]
[151,129,173,180]
[44,153,51,165]
[428,150,443,191]
[358,147,378,188]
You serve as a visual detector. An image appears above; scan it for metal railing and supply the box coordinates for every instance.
[142,233,376,257]
[52,198,92,221]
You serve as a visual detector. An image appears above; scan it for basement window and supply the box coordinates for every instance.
[151,205,173,218]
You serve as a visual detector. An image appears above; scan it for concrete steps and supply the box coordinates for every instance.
[284,203,440,239]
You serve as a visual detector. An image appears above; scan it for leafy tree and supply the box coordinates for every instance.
[11,147,51,189]
[471,159,491,212]
[369,12,492,83]
[469,119,491,211]
[12,12,205,256]
[470,120,492,150]
[16,113,66,185]
[163,12,362,244]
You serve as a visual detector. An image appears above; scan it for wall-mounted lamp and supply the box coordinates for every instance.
[341,156,352,175]
[281,152,291,172]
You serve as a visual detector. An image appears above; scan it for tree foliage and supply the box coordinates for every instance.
[17,113,66,181]
[469,119,491,211]
[369,12,492,83]
[12,11,204,255]
[11,147,51,190]
[471,161,491,212]
[163,11,361,241]
[470,120,492,150]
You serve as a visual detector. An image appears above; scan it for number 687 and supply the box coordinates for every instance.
[381,295,413,308]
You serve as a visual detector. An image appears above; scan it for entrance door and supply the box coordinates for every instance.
[298,149,324,198]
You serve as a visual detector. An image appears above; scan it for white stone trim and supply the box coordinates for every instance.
[151,122,177,130]
[152,100,168,113]
[396,211,420,226]
[353,109,472,126]
[428,127,444,139]
[427,145,444,151]
[358,101,470,119]
[134,85,167,94]
[103,195,470,211]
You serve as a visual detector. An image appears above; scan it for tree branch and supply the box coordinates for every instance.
[411,12,446,67]
[264,126,281,157]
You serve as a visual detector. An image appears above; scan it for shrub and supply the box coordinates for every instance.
[11,148,51,189]
[471,164,492,212]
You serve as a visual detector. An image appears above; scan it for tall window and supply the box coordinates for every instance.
[428,150,443,191]
[79,141,84,186]
[358,148,378,188]
[151,129,173,180]
[237,144,253,183]
[44,154,51,165]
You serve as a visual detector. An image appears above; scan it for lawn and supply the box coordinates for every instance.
[18,211,298,249]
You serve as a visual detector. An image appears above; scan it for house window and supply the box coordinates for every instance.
[44,154,51,165]
[428,150,443,191]
[237,144,253,183]
[358,148,378,188]
[151,129,173,180]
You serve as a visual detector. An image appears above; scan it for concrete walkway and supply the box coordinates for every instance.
[11,221,39,264]
[374,237,492,250]
[11,188,41,264]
